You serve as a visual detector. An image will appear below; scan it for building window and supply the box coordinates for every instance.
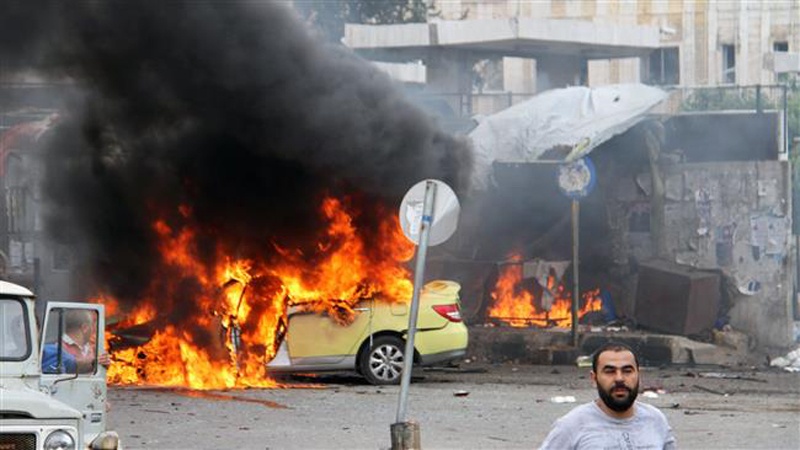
[722,44,736,84]
[646,48,680,86]
[773,41,789,52]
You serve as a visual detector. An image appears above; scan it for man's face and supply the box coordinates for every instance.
[76,320,92,346]
[591,349,639,412]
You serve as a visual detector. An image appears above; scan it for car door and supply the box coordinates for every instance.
[39,302,108,439]
[286,300,373,367]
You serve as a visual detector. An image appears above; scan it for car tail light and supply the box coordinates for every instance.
[432,304,462,322]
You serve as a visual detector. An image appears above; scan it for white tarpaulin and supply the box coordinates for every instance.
[468,83,668,190]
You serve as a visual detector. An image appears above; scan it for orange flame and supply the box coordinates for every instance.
[487,257,602,328]
[104,196,415,389]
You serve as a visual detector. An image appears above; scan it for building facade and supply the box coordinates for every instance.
[433,0,799,90]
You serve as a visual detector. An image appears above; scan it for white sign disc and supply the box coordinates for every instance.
[399,179,460,246]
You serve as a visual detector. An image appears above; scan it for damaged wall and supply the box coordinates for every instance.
[609,159,793,348]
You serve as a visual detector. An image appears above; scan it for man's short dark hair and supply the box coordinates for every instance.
[591,341,639,372]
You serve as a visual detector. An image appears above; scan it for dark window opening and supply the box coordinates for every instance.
[773,41,789,52]
[646,48,680,86]
[722,44,736,84]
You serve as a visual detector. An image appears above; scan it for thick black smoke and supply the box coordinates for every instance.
[2,1,472,304]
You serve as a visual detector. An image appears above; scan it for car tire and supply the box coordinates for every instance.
[359,336,407,386]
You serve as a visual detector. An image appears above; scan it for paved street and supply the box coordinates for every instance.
[108,363,799,449]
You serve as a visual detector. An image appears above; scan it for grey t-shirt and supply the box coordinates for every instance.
[539,401,676,450]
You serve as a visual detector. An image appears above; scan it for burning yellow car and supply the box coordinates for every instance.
[267,280,468,385]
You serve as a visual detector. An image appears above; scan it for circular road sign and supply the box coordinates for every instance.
[557,156,597,199]
[399,179,460,246]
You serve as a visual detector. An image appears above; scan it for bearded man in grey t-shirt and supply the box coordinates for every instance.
[539,341,676,450]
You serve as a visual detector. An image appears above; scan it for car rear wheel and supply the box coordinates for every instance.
[359,336,406,385]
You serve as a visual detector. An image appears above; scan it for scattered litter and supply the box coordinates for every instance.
[575,356,592,368]
[453,390,470,397]
[642,391,659,399]
[550,396,576,403]
[770,347,800,372]
[698,372,766,382]
[693,385,730,396]
[643,386,667,395]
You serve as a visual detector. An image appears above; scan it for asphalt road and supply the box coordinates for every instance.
[108,363,800,449]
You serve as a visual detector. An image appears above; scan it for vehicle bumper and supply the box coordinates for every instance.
[415,322,468,364]
[418,348,467,366]
[0,419,80,450]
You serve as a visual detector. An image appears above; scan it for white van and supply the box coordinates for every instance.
[0,280,119,450]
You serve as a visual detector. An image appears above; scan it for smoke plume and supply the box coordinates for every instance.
[2,1,472,304]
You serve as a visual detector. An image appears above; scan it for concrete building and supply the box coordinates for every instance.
[345,0,799,115]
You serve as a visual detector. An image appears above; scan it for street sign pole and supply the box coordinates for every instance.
[571,199,580,348]
[396,180,436,426]
[557,156,595,350]
[392,178,459,450]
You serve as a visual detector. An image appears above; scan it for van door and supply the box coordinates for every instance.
[39,302,107,439]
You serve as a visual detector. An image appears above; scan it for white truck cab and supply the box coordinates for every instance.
[0,280,119,450]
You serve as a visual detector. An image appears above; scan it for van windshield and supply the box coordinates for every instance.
[0,298,30,360]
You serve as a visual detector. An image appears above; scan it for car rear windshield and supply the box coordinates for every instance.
[0,298,31,360]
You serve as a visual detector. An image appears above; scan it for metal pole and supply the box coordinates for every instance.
[395,180,436,425]
[755,84,762,113]
[784,85,790,156]
[571,199,580,348]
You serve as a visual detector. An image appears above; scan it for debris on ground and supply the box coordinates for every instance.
[769,347,800,372]
[575,355,592,368]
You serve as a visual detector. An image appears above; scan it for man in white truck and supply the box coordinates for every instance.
[0,280,119,450]
[42,309,111,374]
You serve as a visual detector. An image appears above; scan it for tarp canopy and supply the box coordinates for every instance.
[469,83,668,191]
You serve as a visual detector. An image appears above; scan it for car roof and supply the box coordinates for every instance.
[0,280,35,297]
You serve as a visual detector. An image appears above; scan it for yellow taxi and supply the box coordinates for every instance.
[267,280,468,385]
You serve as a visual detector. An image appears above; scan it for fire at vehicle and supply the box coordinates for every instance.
[105,197,417,389]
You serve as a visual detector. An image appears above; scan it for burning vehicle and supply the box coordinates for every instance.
[101,197,468,389]
[268,279,468,385]
[0,280,119,450]
[1,2,475,391]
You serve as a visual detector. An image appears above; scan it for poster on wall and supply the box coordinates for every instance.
[695,189,712,236]
[715,223,736,266]
[750,214,788,258]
